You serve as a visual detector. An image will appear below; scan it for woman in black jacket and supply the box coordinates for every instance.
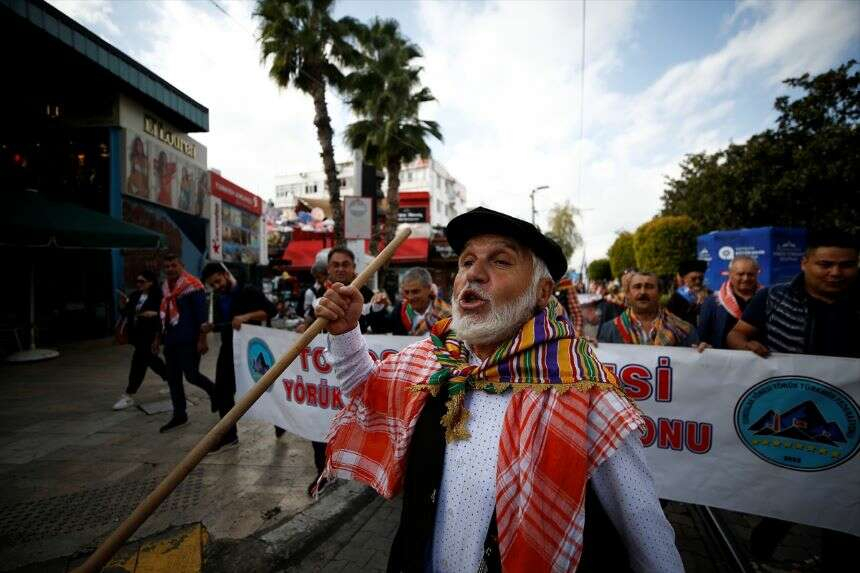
[113,270,168,410]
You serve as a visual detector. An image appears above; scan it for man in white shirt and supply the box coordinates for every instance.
[315,207,682,572]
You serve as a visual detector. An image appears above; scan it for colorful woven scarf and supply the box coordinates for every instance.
[399,301,418,332]
[399,298,452,335]
[612,307,692,346]
[412,298,627,442]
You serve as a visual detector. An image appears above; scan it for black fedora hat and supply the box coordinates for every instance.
[445,207,568,281]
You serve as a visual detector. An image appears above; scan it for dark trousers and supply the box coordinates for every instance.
[126,340,167,395]
[215,347,238,443]
[164,343,215,418]
[311,441,326,475]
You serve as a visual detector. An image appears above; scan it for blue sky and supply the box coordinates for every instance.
[49,0,860,261]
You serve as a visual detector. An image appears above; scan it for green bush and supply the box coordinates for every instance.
[587,258,613,281]
[607,232,636,278]
[633,216,700,277]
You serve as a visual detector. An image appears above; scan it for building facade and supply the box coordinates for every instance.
[0,0,209,345]
[273,157,467,229]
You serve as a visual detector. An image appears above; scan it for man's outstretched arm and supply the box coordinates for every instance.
[327,326,375,396]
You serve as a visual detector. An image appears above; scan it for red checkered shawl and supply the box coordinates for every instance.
[325,309,642,572]
[159,271,205,328]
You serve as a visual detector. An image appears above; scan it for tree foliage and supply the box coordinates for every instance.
[546,201,583,262]
[256,0,361,245]
[633,216,700,277]
[587,258,612,282]
[607,231,636,278]
[344,18,442,247]
[661,60,860,235]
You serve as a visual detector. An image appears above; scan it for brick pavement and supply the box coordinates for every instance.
[285,497,825,572]
[285,497,728,572]
[0,337,320,570]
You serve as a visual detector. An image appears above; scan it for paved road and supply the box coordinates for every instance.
[0,337,320,570]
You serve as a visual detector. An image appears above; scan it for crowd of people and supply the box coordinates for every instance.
[110,205,858,570]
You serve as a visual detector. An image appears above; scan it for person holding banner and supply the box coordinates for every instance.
[200,262,276,454]
[316,207,683,573]
[366,267,451,335]
[306,246,378,495]
[727,230,859,569]
[597,271,707,351]
[697,256,760,349]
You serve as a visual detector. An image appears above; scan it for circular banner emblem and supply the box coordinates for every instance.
[718,245,735,260]
[247,337,276,390]
[734,376,860,472]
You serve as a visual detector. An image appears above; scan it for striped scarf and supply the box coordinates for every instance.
[413,298,629,442]
[717,280,761,320]
[399,298,452,335]
[324,298,642,572]
[612,307,692,346]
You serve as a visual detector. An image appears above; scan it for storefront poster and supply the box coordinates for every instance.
[124,128,208,217]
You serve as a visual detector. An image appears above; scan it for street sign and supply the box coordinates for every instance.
[344,196,372,240]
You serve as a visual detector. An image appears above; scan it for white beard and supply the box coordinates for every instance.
[451,281,538,348]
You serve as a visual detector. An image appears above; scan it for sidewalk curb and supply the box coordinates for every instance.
[203,480,378,572]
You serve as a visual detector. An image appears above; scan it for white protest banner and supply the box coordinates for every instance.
[234,325,860,535]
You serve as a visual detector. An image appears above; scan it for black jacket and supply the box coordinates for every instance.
[213,282,276,354]
[367,301,413,336]
[123,289,162,345]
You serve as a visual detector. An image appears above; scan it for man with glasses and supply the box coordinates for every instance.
[306,247,378,496]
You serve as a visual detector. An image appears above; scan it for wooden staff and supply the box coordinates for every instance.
[75,228,412,573]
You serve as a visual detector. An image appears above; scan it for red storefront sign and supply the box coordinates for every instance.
[210,171,263,215]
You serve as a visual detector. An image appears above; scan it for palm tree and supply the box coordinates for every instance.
[255,0,360,244]
[344,18,443,247]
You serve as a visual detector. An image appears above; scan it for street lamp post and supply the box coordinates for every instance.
[530,185,549,225]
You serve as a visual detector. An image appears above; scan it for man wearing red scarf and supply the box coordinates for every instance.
[697,256,760,349]
[315,208,682,572]
[155,253,215,433]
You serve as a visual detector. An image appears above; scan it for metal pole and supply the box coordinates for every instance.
[29,261,36,351]
[530,185,548,226]
[73,227,413,573]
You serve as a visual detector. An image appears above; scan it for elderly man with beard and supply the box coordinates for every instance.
[697,256,760,349]
[597,271,705,350]
[314,207,682,573]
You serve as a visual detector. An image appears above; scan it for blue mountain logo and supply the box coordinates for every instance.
[747,400,846,446]
[735,376,860,472]
[246,337,276,388]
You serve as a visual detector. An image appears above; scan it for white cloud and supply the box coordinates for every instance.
[414,0,860,262]
[48,0,119,37]
[47,0,860,265]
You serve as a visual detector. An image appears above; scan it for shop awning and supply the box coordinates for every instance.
[282,239,328,270]
[2,191,165,249]
[391,238,429,264]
